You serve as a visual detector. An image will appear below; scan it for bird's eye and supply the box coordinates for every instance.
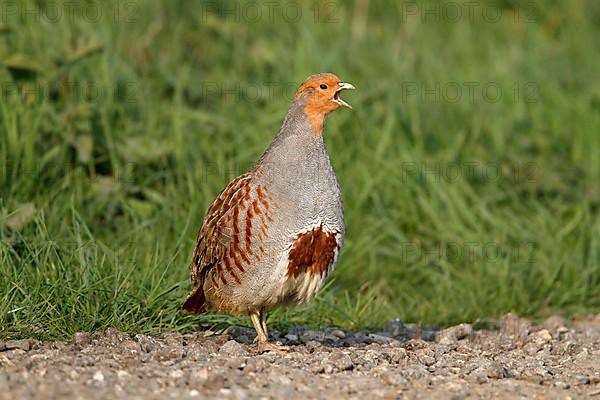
[319,84,328,90]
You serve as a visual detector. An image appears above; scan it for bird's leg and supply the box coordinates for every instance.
[259,308,268,338]
[250,311,268,345]
[255,308,289,353]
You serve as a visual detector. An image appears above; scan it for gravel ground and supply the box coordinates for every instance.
[1,314,598,399]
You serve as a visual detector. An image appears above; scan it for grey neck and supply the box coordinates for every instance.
[256,98,326,168]
[253,98,334,191]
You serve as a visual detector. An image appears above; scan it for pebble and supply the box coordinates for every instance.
[419,355,436,366]
[388,348,408,363]
[135,334,163,353]
[572,374,591,385]
[554,381,570,389]
[300,331,326,343]
[4,339,32,352]
[191,368,209,381]
[219,340,248,356]
[93,371,104,382]
[366,333,397,345]
[151,349,180,361]
[436,324,473,344]
[535,329,553,343]
[328,352,354,371]
[73,332,91,347]
[557,326,569,335]
[331,329,346,339]
[225,326,255,344]
[170,369,184,379]
[284,334,299,343]
[120,340,141,353]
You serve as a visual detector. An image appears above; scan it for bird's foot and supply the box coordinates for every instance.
[258,342,290,354]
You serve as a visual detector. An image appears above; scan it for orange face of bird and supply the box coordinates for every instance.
[295,73,355,135]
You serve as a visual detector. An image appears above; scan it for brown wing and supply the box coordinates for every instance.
[182,172,267,313]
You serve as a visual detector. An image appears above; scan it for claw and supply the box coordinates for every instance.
[258,342,290,354]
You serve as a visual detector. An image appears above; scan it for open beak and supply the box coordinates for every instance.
[334,82,355,109]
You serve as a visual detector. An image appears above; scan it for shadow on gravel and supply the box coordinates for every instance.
[222,320,448,348]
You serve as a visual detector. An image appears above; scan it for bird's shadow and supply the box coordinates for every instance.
[222,321,443,348]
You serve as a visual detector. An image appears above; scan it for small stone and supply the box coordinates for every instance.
[532,366,552,378]
[388,348,407,363]
[436,324,473,344]
[170,369,184,379]
[535,329,553,343]
[284,334,299,343]
[329,352,354,371]
[104,328,130,344]
[470,361,509,381]
[557,326,569,334]
[4,339,32,352]
[524,342,544,355]
[69,370,80,380]
[366,333,397,345]
[305,340,322,352]
[4,349,26,358]
[403,365,430,379]
[381,372,409,385]
[189,390,200,397]
[323,364,334,374]
[73,332,91,347]
[225,326,256,344]
[331,329,346,339]
[93,370,105,382]
[420,355,436,366]
[0,355,14,368]
[120,340,141,353]
[191,368,209,381]
[273,373,292,385]
[135,334,163,353]
[310,364,325,374]
[555,381,570,389]
[572,374,590,385]
[152,349,182,361]
[488,364,510,379]
[117,370,130,379]
[27,354,47,363]
[225,357,246,370]
[301,331,325,343]
[219,340,247,356]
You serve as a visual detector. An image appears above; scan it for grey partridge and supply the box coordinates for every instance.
[183,73,355,352]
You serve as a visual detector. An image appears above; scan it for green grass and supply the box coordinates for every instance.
[1,0,599,340]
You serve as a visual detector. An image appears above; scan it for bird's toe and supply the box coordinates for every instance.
[258,342,290,354]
